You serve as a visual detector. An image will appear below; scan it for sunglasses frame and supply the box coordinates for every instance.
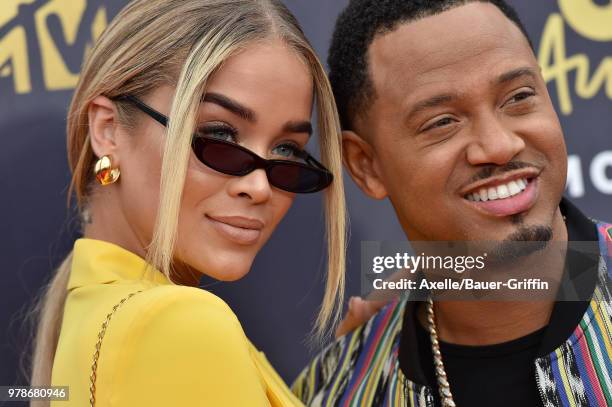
[112,94,333,193]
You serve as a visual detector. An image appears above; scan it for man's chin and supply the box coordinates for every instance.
[486,224,553,263]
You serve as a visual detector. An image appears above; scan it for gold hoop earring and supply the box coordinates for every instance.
[94,155,121,186]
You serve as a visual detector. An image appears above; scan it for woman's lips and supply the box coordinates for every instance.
[465,177,539,217]
[206,215,263,245]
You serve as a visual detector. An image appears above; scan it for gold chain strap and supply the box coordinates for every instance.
[89,290,144,407]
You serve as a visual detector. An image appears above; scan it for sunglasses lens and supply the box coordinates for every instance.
[268,164,332,193]
[192,137,255,175]
[191,137,332,193]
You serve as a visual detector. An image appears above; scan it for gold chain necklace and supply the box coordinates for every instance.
[426,296,457,407]
[89,290,144,407]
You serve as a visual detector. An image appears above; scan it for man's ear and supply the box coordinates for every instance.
[342,130,388,200]
[88,95,120,163]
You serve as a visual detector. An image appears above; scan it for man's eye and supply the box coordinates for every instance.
[507,90,535,105]
[197,124,237,142]
[423,117,454,132]
[434,117,453,127]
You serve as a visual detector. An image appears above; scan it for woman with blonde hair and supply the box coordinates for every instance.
[29,0,346,405]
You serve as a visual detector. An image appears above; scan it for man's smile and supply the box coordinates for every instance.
[463,175,539,217]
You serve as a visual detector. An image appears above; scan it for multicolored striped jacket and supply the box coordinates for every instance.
[292,220,612,407]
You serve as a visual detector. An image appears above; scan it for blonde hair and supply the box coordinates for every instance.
[30,0,346,393]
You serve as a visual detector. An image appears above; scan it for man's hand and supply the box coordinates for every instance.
[335,297,387,338]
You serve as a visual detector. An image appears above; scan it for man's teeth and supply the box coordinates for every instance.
[466,178,529,202]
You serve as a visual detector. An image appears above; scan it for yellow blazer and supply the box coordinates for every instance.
[51,238,303,406]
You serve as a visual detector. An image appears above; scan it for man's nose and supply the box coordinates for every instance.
[465,113,526,166]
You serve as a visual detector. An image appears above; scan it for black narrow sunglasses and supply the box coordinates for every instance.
[112,94,333,193]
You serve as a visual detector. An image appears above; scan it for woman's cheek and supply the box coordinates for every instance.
[268,192,296,232]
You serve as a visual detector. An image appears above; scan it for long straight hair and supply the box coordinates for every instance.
[29,0,346,394]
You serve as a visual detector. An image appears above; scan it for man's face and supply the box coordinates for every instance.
[348,2,567,243]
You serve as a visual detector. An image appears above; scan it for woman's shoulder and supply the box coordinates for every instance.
[90,285,272,405]
[116,284,243,339]
[101,285,256,384]
[132,284,235,313]
[72,283,249,365]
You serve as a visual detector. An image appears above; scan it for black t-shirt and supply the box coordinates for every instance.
[414,304,546,406]
[398,198,600,407]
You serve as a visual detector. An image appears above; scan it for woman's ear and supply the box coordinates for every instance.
[342,130,388,200]
[88,96,120,162]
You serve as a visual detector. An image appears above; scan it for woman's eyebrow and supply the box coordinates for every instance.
[284,121,313,135]
[202,92,311,135]
[203,92,312,135]
[202,92,256,122]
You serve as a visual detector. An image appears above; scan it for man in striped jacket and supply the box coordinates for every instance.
[292,1,612,406]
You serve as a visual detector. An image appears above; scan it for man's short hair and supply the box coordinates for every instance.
[328,0,532,130]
